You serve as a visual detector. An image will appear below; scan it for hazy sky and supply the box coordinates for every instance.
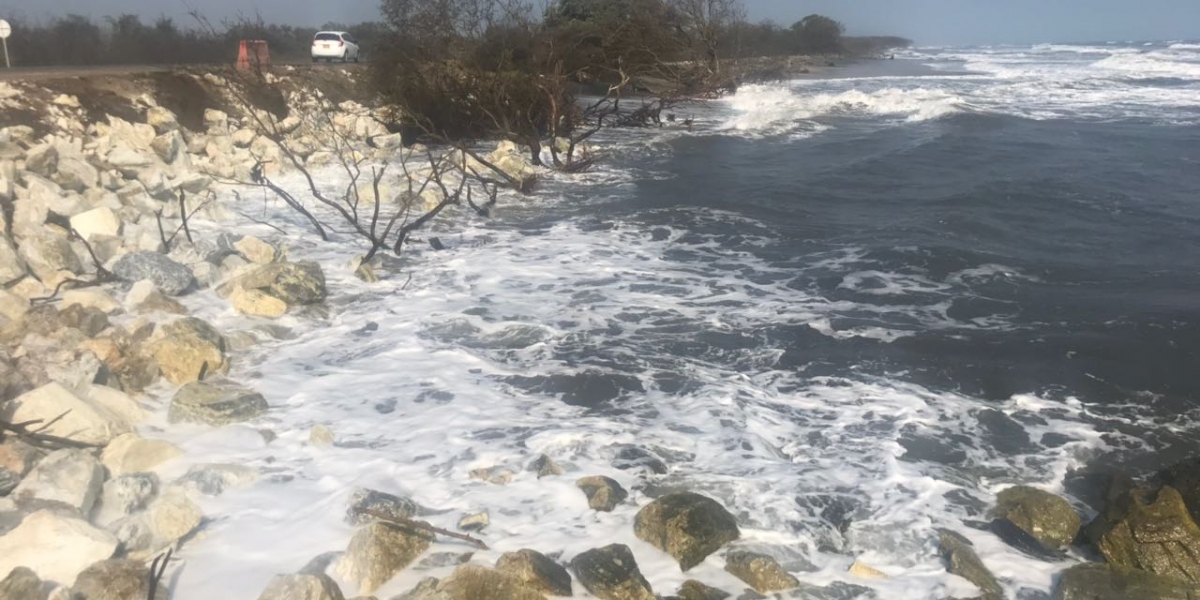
[1,0,1198,45]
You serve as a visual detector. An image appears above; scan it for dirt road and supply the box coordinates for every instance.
[0,61,362,82]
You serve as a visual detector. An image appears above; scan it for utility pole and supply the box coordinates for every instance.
[0,20,11,69]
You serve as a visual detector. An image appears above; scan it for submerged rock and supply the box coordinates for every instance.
[151,317,230,385]
[334,521,434,595]
[175,463,259,497]
[1053,562,1200,600]
[937,529,1003,600]
[496,549,573,597]
[256,573,345,600]
[0,510,118,586]
[723,551,800,594]
[992,485,1081,552]
[169,378,268,426]
[1091,485,1200,584]
[677,580,731,600]
[113,252,194,296]
[571,544,655,600]
[633,492,741,571]
[528,454,564,478]
[576,476,628,512]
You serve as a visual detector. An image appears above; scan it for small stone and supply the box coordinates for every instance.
[634,492,741,571]
[345,488,420,526]
[470,467,514,485]
[11,448,105,514]
[571,544,655,600]
[938,529,1003,600]
[0,510,118,587]
[334,521,434,595]
[169,378,268,426]
[175,463,260,497]
[113,252,195,296]
[151,317,230,385]
[496,549,573,597]
[576,476,628,512]
[71,559,154,600]
[256,573,345,600]
[457,511,489,532]
[100,432,183,476]
[310,424,336,446]
[231,288,288,318]
[993,485,1081,552]
[723,551,799,594]
[91,473,160,528]
[0,566,47,600]
[677,580,731,600]
[528,454,564,478]
[847,560,888,580]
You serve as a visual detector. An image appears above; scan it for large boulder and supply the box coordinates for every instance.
[109,488,203,559]
[570,544,655,600]
[1161,459,1200,527]
[633,492,741,571]
[577,476,628,512]
[113,252,194,296]
[993,486,1081,552]
[1053,562,1200,600]
[0,567,47,600]
[151,317,230,385]
[334,521,434,595]
[723,551,799,594]
[0,510,118,586]
[100,432,183,476]
[219,261,327,306]
[438,565,545,600]
[2,382,132,445]
[230,288,288,318]
[256,573,345,600]
[11,448,105,514]
[169,378,267,425]
[1091,485,1200,583]
[938,529,1003,600]
[496,549,573,597]
[72,559,157,600]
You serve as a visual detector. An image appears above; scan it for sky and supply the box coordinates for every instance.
[1,0,1198,46]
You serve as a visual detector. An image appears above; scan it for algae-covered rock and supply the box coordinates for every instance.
[571,544,655,600]
[938,529,1004,600]
[1054,562,1200,600]
[993,485,1081,551]
[723,551,799,594]
[1093,486,1200,584]
[496,549,573,596]
[633,492,740,571]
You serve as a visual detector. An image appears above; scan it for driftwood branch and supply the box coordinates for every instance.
[0,413,103,450]
[148,548,173,600]
[361,509,490,550]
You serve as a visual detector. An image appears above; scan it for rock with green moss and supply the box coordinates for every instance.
[992,485,1081,551]
[571,544,655,600]
[634,492,740,571]
[1092,486,1200,584]
[938,529,1004,600]
[1054,563,1200,600]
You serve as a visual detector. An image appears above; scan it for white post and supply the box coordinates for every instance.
[2,39,9,69]
[0,20,10,68]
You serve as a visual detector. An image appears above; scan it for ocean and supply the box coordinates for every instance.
[166,41,1200,599]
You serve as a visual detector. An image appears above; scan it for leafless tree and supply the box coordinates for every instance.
[669,0,747,74]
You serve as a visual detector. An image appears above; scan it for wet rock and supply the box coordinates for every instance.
[310,424,336,446]
[496,549,573,596]
[723,551,799,594]
[847,560,889,580]
[219,261,326,305]
[1091,485,1200,583]
[91,473,159,528]
[2,381,131,448]
[677,580,731,600]
[393,577,450,600]
[976,409,1035,455]
[169,378,268,426]
[0,566,47,600]
[1160,459,1200,527]
[345,488,419,525]
[528,454,564,478]
[992,486,1081,552]
[174,463,259,497]
[438,564,545,600]
[612,446,668,475]
[457,511,489,532]
[634,492,741,571]
[415,552,474,570]
[100,433,183,476]
[230,288,288,318]
[111,251,190,297]
[1052,562,1200,600]
[335,521,434,594]
[938,529,1003,600]
[71,559,155,600]
[0,510,118,586]
[256,573,345,600]
[469,466,514,485]
[571,544,655,600]
[109,488,203,559]
[151,317,229,385]
[577,476,628,512]
[12,448,105,514]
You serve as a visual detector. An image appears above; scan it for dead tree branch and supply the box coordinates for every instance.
[362,509,490,550]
